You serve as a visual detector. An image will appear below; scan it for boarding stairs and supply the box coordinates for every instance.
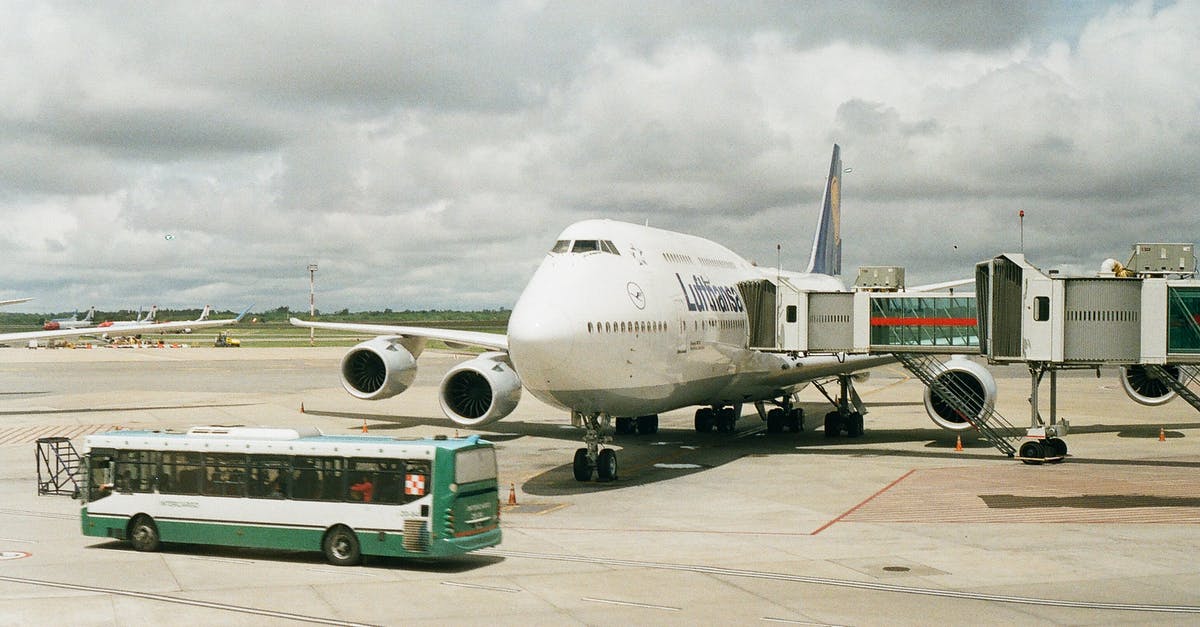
[893,353,1022,457]
[1145,364,1200,415]
[36,436,82,496]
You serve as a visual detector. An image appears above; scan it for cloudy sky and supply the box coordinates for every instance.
[2,1,1197,314]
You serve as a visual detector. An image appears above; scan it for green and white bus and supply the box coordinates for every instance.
[80,426,500,565]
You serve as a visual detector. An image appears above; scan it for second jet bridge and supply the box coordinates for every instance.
[738,278,980,355]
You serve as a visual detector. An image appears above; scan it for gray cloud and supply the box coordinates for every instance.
[1,0,1197,312]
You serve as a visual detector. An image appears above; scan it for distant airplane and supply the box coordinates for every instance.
[293,145,994,482]
[96,305,156,329]
[43,306,96,330]
[0,305,252,346]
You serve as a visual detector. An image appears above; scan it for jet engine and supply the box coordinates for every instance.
[923,357,998,432]
[439,352,522,427]
[339,338,418,400]
[1120,364,1180,406]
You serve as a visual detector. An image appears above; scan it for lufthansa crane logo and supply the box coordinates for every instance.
[627,282,646,310]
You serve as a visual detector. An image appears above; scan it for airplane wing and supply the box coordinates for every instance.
[289,318,508,352]
[0,305,253,345]
[0,298,33,307]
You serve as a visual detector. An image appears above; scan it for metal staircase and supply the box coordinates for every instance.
[893,353,1022,457]
[1145,365,1200,414]
[36,436,82,496]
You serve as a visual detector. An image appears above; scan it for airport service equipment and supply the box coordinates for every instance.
[79,427,500,565]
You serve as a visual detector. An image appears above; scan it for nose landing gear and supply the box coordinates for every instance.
[572,411,619,482]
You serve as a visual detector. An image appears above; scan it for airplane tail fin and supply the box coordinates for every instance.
[196,305,211,321]
[143,305,157,323]
[83,306,95,322]
[804,144,842,276]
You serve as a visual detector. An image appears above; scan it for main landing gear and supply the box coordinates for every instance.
[572,411,618,482]
[693,404,742,433]
[755,397,804,434]
[614,415,659,435]
[814,374,866,438]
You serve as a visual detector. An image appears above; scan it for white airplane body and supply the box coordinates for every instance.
[506,219,892,417]
[294,145,994,481]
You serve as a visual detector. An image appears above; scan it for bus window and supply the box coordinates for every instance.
[86,451,115,502]
[293,456,345,501]
[402,460,432,504]
[115,450,155,493]
[160,452,202,495]
[248,456,290,498]
[203,454,248,497]
[347,459,403,504]
[455,448,497,484]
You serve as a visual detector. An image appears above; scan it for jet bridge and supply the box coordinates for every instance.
[738,248,1200,462]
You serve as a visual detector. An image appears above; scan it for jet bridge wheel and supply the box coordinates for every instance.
[1045,437,1067,463]
[1019,440,1046,465]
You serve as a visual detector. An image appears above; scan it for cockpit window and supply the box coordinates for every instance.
[553,239,620,255]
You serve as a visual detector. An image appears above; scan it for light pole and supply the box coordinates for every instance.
[308,264,318,346]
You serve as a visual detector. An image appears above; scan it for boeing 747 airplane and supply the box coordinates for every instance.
[293,145,996,482]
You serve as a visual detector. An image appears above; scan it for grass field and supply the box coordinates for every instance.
[0,320,508,350]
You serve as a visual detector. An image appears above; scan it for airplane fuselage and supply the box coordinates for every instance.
[507,219,888,417]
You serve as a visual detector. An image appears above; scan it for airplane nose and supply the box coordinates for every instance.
[508,296,576,379]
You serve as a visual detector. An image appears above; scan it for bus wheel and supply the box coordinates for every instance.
[323,525,361,566]
[128,515,161,552]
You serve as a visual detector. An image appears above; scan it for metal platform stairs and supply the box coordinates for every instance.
[36,436,82,496]
[893,353,1022,457]
[1145,365,1200,414]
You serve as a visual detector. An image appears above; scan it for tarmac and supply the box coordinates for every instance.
[1,346,1199,625]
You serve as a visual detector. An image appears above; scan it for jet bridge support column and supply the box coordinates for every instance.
[1022,363,1069,464]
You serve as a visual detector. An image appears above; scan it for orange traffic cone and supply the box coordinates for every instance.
[955,435,963,452]
[300,402,305,413]
[1159,427,1166,442]
[507,482,517,506]
[362,419,369,434]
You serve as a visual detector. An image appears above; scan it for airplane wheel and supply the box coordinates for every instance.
[636,415,659,435]
[1019,440,1045,465]
[846,412,864,437]
[789,409,804,432]
[717,407,737,433]
[694,408,715,433]
[596,449,618,482]
[766,408,784,434]
[615,417,634,435]
[824,411,842,438]
[573,449,593,481]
